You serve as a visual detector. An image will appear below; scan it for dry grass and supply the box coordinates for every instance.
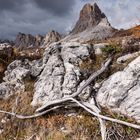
[0,98,140,140]
[13,48,45,61]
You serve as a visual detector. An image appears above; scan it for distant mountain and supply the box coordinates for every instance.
[71,3,111,34]
[63,3,116,43]
[14,31,62,49]
[14,33,44,49]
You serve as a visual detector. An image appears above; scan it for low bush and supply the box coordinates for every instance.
[101,44,122,55]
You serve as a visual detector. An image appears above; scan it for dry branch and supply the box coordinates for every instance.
[36,57,112,112]
[0,106,60,119]
[70,98,140,130]
[1,98,140,130]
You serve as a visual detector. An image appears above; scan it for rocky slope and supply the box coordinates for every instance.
[114,25,140,38]
[1,38,140,123]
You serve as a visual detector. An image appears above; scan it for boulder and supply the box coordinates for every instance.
[0,43,13,58]
[0,59,43,99]
[117,51,140,64]
[94,43,109,55]
[97,56,140,122]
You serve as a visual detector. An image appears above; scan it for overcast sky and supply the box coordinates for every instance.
[0,0,139,39]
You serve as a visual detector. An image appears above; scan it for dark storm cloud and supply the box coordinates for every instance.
[0,0,77,39]
[0,0,26,12]
[33,0,75,16]
[0,0,139,40]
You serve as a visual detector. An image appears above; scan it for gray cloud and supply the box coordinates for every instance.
[33,0,75,16]
[0,0,139,40]
[0,0,27,13]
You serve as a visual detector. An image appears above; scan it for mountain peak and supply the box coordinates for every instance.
[71,3,111,34]
[81,3,101,16]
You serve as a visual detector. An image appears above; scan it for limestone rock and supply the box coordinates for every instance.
[97,56,140,122]
[117,51,140,64]
[0,43,13,58]
[0,59,43,99]
[94,43,109,55]
[31,43,94,106]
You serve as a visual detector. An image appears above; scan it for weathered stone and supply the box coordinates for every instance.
[0,43,13,58]
[97,56,140,122]
[94,43,109,55]
[0,59,43,99]
[31,43,94,106]
[117,51,140,64]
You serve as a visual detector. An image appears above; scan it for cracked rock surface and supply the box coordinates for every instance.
[0,59,43,99]
[0,43,94,105]
[97,56,140,122]
[31,43,94,106]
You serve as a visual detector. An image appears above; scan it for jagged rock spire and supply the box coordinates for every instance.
[71,3,111,34]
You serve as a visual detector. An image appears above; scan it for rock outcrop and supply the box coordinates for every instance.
[117,51,140,64]
[97,56,140,122]
[14,33,44,49]
[41,30,61,47]
[0,43,13,58]
[31,42,94,106]
[0,59,43,99]
[0,42,94,105]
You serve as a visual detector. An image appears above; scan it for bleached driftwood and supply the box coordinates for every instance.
[36,57,112,112]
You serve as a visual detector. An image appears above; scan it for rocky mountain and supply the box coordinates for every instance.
[41,30,61,47]
[63,3,115,43]
[14,33,44,49]
[71,3,111,34]
[14,31,61,49]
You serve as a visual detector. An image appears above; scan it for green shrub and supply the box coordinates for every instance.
[101,44,122,55]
